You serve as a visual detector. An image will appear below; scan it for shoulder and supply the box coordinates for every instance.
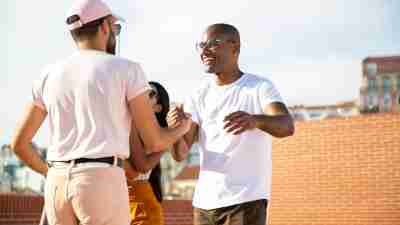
[32,61,63,95]
[243,73,276,88]
[106,55,142,70]
[103,56,147,79]
[191,75,213,98]
[183,76,213,108]
[35,61,62,84]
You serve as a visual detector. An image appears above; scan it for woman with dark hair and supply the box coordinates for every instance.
[124,81,169,225]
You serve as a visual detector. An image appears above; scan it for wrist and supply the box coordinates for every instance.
[251,114,261,129]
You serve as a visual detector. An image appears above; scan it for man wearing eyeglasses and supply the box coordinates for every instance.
[10,0,192,225]
[168,23,295,225]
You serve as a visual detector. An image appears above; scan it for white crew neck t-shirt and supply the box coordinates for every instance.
[32,50,150,161]
[185,73,284,209]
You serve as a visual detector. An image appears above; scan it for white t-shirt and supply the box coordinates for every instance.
[32,49,150,161]
[185,73,284,209]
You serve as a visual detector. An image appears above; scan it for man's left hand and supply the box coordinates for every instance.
[223,111,257,135]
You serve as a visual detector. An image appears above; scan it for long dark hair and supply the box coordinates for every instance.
[148,81,169,202]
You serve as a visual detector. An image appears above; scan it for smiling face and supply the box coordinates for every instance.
[198,31,234,74]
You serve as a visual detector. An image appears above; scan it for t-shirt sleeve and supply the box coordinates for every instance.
[258,78,284,107]
[126,63,151,101]
[31,68,49,110]
[184,95,200,125]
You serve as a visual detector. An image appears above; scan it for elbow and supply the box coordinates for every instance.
[282,116,295,137]
[286,122,295,137]
[275,123,295,138]
[10,138,24,155]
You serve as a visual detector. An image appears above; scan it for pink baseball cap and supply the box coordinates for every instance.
[66,0,125,30]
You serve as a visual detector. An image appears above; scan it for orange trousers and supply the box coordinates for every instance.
[127,180,164,225]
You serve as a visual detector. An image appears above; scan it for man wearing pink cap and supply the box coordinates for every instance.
[10,0,191,225]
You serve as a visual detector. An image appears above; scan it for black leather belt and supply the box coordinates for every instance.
[49,157,123,168]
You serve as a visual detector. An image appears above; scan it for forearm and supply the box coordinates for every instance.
[11,104,48,176]
[171,138,191,162]
[129,94,190,152]
[253,114,294,138]
[12,143,48,176]
[151,125,189,152]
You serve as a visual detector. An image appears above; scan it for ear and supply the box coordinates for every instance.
[233,43,240,55]
[154,104,163,113]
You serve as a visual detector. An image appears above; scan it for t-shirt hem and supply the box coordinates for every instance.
[192,194,270,210]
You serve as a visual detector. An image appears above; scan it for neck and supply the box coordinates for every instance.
[76,39,105,52]
[215,67,243,86]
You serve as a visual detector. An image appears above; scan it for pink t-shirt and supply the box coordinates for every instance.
[32,49,150,161]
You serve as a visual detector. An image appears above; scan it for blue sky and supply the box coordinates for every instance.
[1,0,400,146]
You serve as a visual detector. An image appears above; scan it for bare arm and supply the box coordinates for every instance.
[170,123,199,162]
[129,121,164,172]
[167,106,199,162]
[256,102,294,137]
[128,92,191,152]
[123,159,139,180]
[10,104,48,176]
[224,102,295,138]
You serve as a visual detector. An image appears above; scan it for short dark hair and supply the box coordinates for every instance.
[66,15,109,41]
[206,23,241,43]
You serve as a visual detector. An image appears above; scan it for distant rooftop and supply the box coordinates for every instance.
[363,55,400,62]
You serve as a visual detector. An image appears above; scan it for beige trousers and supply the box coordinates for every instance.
[45,164,130,225]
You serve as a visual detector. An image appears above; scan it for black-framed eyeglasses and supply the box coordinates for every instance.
[195,38,234,52]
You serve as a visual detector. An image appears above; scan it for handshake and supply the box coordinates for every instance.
[167,104,192,130]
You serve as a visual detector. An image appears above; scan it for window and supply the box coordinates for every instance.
[382,77,391,111]
[383,77,391,90]
[397,76,400,92]
[368,78,376,92]
[397,76,400,105]
[366,63,377,77]
[367,78,378,110]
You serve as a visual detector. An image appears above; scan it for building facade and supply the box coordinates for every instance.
[0,143,46,193]
[360,55,400,113]
[289,100,359,121]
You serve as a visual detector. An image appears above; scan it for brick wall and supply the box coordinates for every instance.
[0,194,193,225]
[269,112,400,225]
[1,113,399,225]
[162,200,193,225]
[0,193,43,225]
